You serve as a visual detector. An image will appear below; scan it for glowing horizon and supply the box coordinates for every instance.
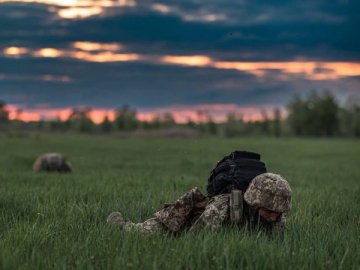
[6,103,276,124]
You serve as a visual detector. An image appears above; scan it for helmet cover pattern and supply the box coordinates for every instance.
[244,173,292,213]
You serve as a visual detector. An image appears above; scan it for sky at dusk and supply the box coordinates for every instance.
[0,0,359,122]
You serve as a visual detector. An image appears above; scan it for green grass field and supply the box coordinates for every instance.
[1,135,359,269]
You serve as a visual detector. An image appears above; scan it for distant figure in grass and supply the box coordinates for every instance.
[107,151,292,235]
[33,153,72,173]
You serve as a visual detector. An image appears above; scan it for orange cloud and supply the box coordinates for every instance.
[58,6,103,19]
[2,45,360,80]
[0,0,79,6]
[72,41,122,52]
[3,47,29,57]
[0,0,137,19]
[69,51,140,62]
[2,45,139,63]
[33,48,63,58]
[213,61,360,80]
[161,55,213,67]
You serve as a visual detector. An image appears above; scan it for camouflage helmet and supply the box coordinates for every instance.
[244,173,292,213]
[33,152,72,173]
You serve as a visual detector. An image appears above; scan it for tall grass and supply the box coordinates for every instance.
[0,135,359,269]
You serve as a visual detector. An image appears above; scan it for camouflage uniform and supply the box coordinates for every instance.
[33,153,72,173]
[107,187,229,233]
[107,173,292,234]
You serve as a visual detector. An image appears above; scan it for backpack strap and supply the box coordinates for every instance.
[230,189,243,225]
[207,150,267,197]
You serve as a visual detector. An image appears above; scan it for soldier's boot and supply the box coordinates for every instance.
[107,212,128,228]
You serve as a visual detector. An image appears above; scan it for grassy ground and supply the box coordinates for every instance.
[0,134,359,269]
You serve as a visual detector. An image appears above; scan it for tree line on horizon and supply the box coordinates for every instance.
[0,91,360,137]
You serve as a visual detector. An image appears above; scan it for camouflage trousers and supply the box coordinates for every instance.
[119,187,230,234]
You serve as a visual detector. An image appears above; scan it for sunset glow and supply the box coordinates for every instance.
[213,61,360,80]
[2,45,359,80]
[141,104,270,123]
[161,55,213,67]
[72,42,122,52]
[34,48,63,58]
[3,47,29,56]
[69,51,140,62]
[7,105,73,122]
[88,110,115,124]
[0,0,137,19]
[1,0,359,125]
[6,104,275,124]
[0,0,79,6]
[0,0,136,8]
[58,7,103,19]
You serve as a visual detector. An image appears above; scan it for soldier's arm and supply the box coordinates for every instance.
[154,187,206,232]
[189,194,229,232]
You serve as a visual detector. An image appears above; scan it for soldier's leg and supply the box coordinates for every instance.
[107,187,206,234]
[107,212,165,234]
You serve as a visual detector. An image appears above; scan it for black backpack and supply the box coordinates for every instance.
[207,150,267,197]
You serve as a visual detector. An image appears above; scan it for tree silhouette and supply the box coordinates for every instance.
[101,115,113,133]
[67,107,94,132]
[0,100,9,124]
[114,105,138,131]
[273,107,282,137]
[287,91,339,136]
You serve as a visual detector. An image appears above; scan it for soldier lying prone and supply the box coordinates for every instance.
[107,151,292,235]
